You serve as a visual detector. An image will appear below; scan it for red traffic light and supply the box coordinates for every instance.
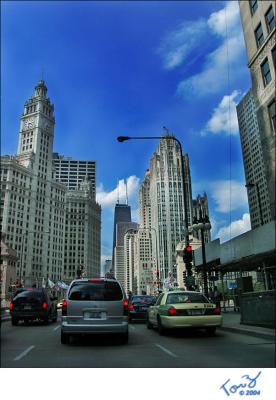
[186,245,192,252]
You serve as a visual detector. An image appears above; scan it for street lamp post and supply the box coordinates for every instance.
[192,202,211,297]
[117,132,190,286]
[245,182,264,226]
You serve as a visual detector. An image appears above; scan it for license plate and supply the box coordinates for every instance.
[24,306,32,310]
[189,309,203,315]
[84,312,106,319]
[141,307,147,311]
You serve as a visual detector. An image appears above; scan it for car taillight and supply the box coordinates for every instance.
[42,302,48,309]
[168,306,177,316]
[213,307,221,315]
[9,302,13,311]
[123,299,129,315]
[62,299,68,316]
[129,304,134,311]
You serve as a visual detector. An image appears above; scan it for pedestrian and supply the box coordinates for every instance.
[213,286,222,307]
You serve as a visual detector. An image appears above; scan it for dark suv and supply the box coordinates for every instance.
[9,288,58,325]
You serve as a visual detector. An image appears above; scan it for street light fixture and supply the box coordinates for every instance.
[192,202,211,297]
[245,182,264,226]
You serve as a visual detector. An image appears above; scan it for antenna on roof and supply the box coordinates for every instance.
[117,180,120,204]
[163,126,170,135]
[125,179,128,205]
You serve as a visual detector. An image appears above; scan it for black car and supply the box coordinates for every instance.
[128,295,156,322]
[9,288,58,325]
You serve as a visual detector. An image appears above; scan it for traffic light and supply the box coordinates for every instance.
[183,245,193,263]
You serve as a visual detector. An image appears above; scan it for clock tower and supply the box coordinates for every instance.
[17,80,55,180]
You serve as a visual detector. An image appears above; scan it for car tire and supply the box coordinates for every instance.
[146,317,153,329]
[120,331,129,344]
[24,319,29,324]
[206,327,216,336]
[11,317,19,326]
[43,316,49,325]
[157,315,166,336]
[128,316,132,323]
[61,331,70,344]
[52,316,57,323]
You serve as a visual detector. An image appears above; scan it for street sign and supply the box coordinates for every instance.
[228,282,238,289]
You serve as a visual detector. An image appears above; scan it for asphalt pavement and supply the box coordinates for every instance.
[1,311,275,368]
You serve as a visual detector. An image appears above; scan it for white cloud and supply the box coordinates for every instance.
[96,175,140,208]
[155,1,247,98]
[202,90,241,135]
[207,1,241,38]
[210,180,248,213]
[157,19,207,70]
[177,31,246,97]
[215,213,251,243]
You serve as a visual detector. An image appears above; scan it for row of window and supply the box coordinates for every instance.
[253,5,275,49]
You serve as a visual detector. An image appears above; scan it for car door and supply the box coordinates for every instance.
[148,293,165,326]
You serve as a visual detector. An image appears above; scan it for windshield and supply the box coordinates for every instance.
[13,290,45,302]
[68,281,123,301]
[166,292,209,304]
[131,296,155,304]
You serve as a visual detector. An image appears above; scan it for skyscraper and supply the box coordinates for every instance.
[239,0,275,221]
[111,203,131,272]
[148,136,193,283]
[237,89,272,228]
[1,80,66,285]
[53,153,96,196]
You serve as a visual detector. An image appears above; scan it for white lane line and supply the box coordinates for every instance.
[129,325,135,331]
[53,325,60,331]
[155,343,177,358]
[14,345,35,361]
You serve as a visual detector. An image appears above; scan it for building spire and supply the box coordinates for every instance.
[125,179,128,205]
[35,79,47,98]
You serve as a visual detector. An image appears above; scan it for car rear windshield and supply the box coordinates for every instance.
[68,281,123,301]
[166,292,209,304]
[131,296,155,304]
[13,290,45,302]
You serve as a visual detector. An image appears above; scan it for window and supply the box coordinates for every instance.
[249,0,258,15]
[255,23,264,47]
[272,46,276,70]
[265,6,275,33]
[261,58,272,85]
[268,101,276,133]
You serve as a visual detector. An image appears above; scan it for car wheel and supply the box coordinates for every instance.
[120,331,129,344]
[128,316,132,323]
[61,331,70,344]
[146,316,153,329]
[43,316,49,325]
[11,318,19,326]
[157,315,166,336]
[206,327,216,336]
[24,319,29,324]
[52,316,57,323]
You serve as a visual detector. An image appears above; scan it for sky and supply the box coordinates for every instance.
[1,0,252,268]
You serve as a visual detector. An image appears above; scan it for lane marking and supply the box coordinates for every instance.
[53,325,60,331]
[14,345,35,361]
[155,343,177,358]
[129,325,135,331]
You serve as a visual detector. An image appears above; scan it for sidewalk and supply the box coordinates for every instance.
[219,310,275,341]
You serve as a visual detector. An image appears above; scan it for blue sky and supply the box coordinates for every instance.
[1,1,252,266]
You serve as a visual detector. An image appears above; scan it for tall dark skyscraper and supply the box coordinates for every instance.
[112,204,131,272]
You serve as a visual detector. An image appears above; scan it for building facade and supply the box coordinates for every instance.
[1,80,101,286]
[1,80,66,286]
[0,233,17,307]
[237,89,272,228]
[64,177,101,281]
[112,203,132,272]
[53,153,96,196]
[239,0,275,221]
[148,136,193,283]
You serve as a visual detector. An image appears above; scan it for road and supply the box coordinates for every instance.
[1,314,275,368]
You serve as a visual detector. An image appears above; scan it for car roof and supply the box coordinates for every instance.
[165,291,203,295]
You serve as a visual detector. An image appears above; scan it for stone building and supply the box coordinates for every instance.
[239,0,275,221]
